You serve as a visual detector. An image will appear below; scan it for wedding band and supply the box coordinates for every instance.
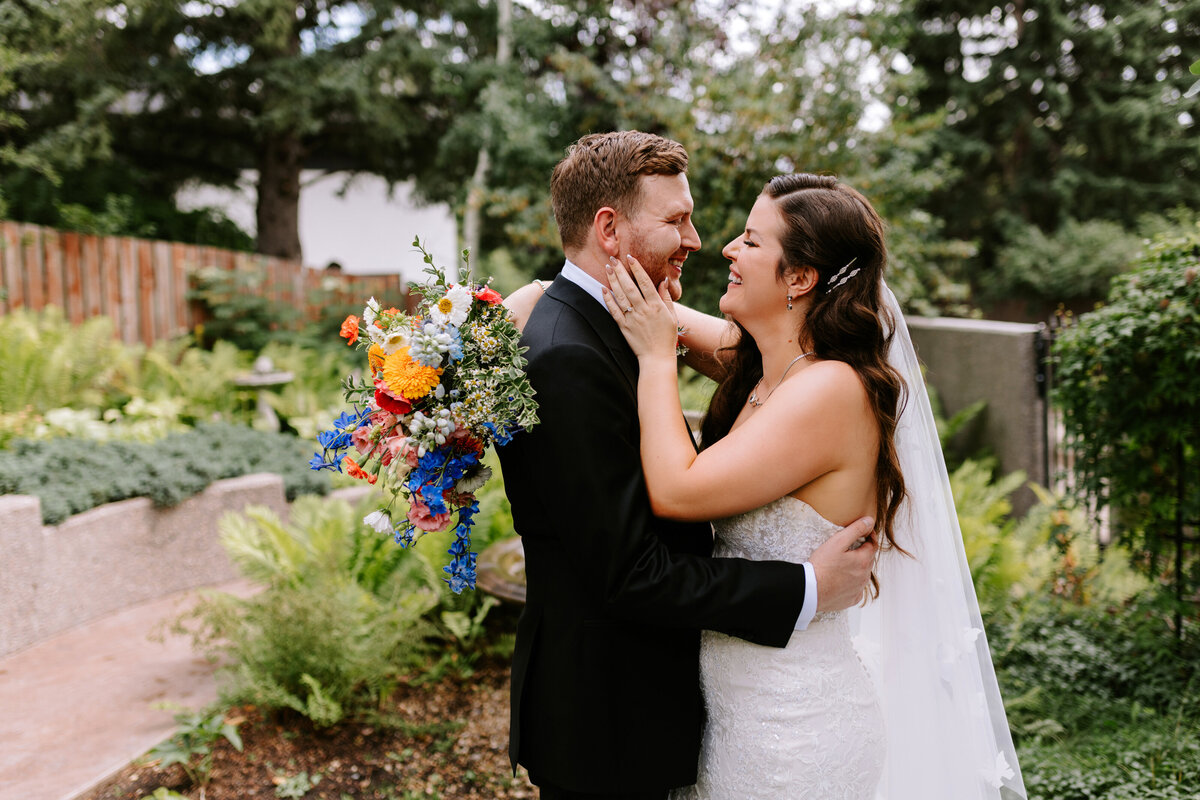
[623,305,633,313]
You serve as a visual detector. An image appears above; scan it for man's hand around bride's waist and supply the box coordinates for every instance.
[811,518,878,612]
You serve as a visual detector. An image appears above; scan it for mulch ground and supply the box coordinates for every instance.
[78,633,537,800]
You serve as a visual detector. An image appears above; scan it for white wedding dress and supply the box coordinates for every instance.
[672,282,1028,800]
[671,496,886,800]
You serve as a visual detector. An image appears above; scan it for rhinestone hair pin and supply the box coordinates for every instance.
[827,257,860,291]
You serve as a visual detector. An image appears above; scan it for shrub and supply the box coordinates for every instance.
[179,495,442,726]
[0,423,330,524]
[187,264,301,353]
[985,218,1145,311]
[1020,721,1200,800]
[1052,225,1200,598]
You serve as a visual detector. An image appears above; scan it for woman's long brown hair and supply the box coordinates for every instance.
[699,173,908,595]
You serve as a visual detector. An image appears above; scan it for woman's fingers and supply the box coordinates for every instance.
[609,256,644,306]
[604,261,632,314]
[602,285,625,320]
[624,254,658,300]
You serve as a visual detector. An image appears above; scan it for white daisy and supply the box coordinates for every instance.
[429,284,472,327]
[380,326,410,355]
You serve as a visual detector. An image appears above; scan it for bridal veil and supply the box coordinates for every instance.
[849,282,1028,799]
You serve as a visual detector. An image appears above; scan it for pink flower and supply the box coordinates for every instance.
[373,376,412,415]
[407,497,452,532]
[352,424,380,457]
[379,433,408,467]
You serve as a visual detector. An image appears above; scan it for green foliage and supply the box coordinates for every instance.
[179,496,442,726]
[928,382,988,469]
[0,0,254,247]
[275,770,321,798]
[0,423,330,524]
[146,706,243,790]
[0,307,133,413]
[893,0,1200,298]
[0,307,357,443]
[986,218,1147,311]
[187,265,301,352]
[950,459,1043,617]
[1052,227,1200,575]
[1020,722,1200,800]
[147,788,189,800]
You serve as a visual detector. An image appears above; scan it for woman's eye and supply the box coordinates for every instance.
[743,239,755,247]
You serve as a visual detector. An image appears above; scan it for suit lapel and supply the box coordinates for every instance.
[543,275,638,392]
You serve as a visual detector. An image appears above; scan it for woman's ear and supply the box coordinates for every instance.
[593,207,620,257]
[786,265,820,299]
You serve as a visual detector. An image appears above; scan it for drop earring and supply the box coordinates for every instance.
[786,294,793,311]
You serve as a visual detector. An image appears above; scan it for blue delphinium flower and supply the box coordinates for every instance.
[485,422,514,447]
[442,500,480,593]
[394,523,416,549]
[310,405,373,474]
[309,452,339,471]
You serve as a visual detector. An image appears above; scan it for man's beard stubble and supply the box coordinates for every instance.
[625,231,683,301]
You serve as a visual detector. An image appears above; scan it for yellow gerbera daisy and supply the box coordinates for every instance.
[368,344,386,374]
[382,346,442,399]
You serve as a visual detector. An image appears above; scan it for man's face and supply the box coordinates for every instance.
[617,173,701,301]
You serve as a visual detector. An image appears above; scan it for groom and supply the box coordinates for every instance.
[497,131,878,800]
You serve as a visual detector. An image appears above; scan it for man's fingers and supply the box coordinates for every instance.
[827,516,875,552]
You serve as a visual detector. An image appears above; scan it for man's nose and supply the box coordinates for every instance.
[682,220,701,252]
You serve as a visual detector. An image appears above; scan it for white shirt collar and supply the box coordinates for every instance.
[560,259,608,308]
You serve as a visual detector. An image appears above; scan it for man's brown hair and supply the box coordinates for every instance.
[550,131,689,253]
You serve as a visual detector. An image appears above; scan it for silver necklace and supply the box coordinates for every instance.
[747,352,815,407]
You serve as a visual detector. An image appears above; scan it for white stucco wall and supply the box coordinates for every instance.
[176,170,459,282]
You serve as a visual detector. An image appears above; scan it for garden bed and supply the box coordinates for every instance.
[76,629,537,800]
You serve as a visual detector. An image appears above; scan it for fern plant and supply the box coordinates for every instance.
[181,495,441,726]
[0,307,133,412]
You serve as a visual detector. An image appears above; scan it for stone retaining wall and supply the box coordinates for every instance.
[0,475,372,659]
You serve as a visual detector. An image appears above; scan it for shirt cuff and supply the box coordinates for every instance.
[794,562,818,631]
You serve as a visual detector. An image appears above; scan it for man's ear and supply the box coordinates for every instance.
[786,265,820,298]
[593,207,620,257]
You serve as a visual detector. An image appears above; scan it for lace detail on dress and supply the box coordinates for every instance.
[671,497,886,800]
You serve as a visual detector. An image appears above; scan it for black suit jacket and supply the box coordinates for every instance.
[497,275,808,793]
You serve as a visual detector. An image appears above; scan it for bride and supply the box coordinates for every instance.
[599,173,1027,799]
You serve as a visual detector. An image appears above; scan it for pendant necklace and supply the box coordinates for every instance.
[747,352,815,407]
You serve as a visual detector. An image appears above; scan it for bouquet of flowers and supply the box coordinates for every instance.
[310,239,538,592]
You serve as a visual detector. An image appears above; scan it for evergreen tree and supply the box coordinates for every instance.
[894,0,1200,295]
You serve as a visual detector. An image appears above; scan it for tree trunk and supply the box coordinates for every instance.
[462,0,512,281]
[255,131,304,261]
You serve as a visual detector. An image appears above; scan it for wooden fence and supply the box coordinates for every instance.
[0,221,409,346]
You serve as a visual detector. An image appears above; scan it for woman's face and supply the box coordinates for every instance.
[718,194,789,322]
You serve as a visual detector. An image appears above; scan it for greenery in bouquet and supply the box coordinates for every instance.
[310,239,537,593]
